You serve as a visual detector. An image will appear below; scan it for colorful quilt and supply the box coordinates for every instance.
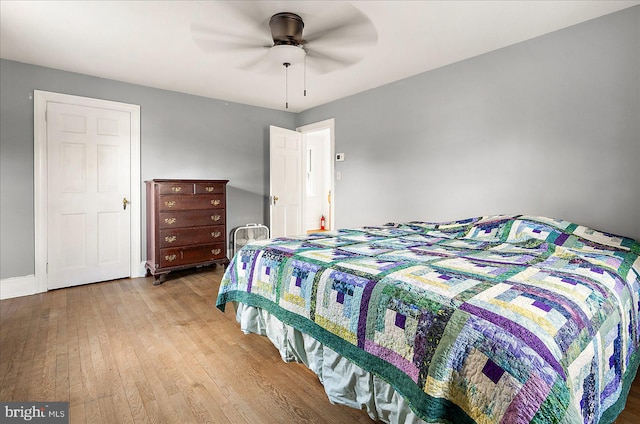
[216,215,640,424]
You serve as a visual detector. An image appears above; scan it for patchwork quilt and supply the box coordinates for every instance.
[216,215,640,423]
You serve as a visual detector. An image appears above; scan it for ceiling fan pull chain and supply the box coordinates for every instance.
[304,55,307,97]
[284,62,290,109]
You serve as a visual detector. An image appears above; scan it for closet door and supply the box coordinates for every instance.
[46,101,131,289]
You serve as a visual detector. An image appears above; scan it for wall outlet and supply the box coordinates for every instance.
[336,153,345,161]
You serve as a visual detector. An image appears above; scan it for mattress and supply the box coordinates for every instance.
[216,215,640,423]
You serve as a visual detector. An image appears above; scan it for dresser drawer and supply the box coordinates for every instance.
[159,243,226,268]
[156,182,193,195]
[194,182,225,194]
[159,210,225,228]
[159,225,225,248]
[158,194,225,211]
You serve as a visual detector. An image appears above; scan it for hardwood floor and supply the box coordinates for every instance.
[1,267,639,423]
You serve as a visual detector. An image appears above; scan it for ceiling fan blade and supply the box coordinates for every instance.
[191,23,265,43]
[193,39,270,55]
[237,50,277,72]
[191,23,272,53]
[214,1,272,35]
[302,5,377,48]
[305,49,360,74]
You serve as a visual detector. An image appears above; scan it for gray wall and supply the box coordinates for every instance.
[0,60,295,279]
[1,6,639,280]
[298,6,640,242]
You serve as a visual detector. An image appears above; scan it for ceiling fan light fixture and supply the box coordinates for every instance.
[268,44,306,66]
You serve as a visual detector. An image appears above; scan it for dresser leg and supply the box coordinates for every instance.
[153,273,168,286]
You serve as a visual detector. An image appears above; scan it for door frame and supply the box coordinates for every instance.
[34,90,142,293]
[297,118,335,230]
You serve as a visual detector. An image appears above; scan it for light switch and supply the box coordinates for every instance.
[336,153,345,161]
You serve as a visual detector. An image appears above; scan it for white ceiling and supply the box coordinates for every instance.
[1,1,638,112]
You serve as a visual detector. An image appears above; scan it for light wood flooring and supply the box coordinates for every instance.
[1,266,639,423]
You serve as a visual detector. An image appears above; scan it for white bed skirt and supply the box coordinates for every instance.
[235,302,429,424]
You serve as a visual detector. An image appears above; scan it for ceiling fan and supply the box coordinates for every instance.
[191,2,378,108]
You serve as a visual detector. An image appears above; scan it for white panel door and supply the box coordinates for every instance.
[270,125,302,238]
[47,102,131,289]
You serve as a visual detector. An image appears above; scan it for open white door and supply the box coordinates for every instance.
[270,125,302,238]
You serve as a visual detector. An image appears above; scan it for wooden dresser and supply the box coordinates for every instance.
[145,179,229,284]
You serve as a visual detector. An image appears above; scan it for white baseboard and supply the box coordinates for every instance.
[1,263,147,301]
[0,275,41,300]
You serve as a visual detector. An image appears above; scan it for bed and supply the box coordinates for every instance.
[216,215,640,423]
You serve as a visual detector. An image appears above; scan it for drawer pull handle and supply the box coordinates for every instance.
[211,215,221,221]
[172,187,182,192]
[164,254,177,262]
[211,199,221,206]
[164,236,177,243]
[165,201,176,208]
[211,249,221,255]
[205,186,215,192]
[211,231,221,238]
[164,218,176,225]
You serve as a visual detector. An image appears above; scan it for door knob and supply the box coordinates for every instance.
[123,197,129,210]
